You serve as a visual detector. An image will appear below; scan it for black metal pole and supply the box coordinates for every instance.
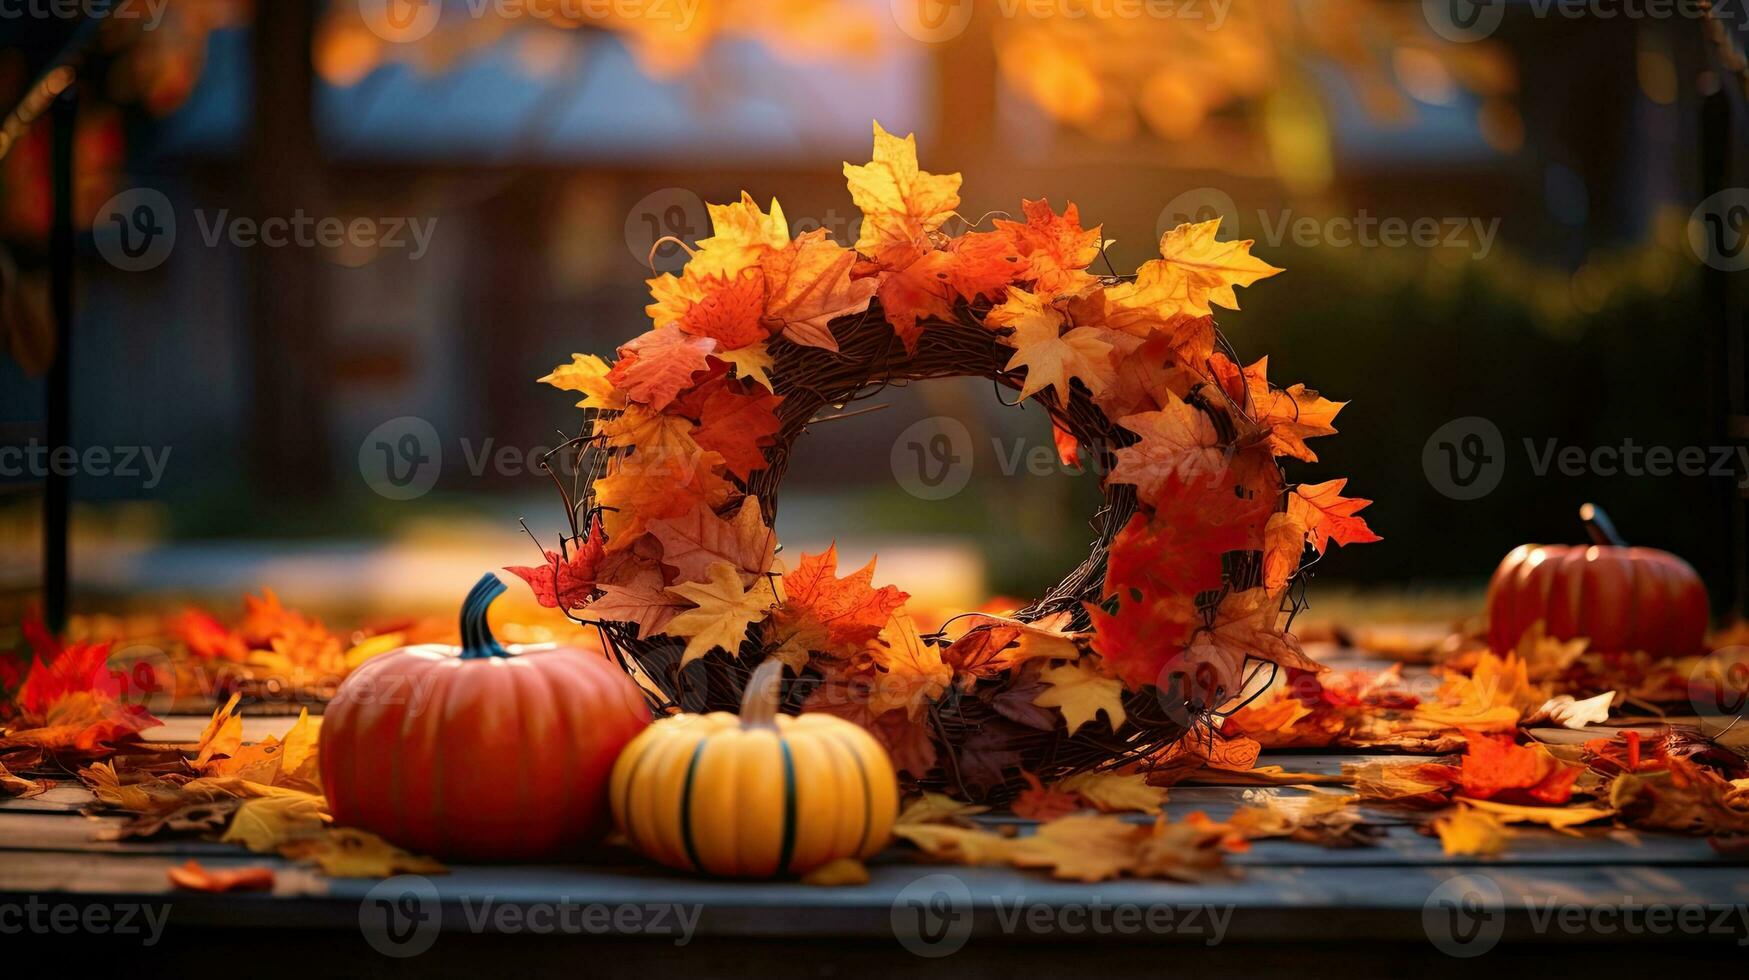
[45,86,75,633]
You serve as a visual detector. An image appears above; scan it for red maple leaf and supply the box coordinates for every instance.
[692,383,784,480]
[504,520,607,611]
[1458,730,1582,805]
[1288,479,1381,554]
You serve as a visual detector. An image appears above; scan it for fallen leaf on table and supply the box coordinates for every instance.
[1433,806,1513,857]
[0,761,49,799]
[1012,771,1082,821]
[167,859,275,893]
[1344,760,1459,807]
[1457,797,1616,832]
[221,793,329,853]
[1609,758,1749,836]
[801,857,870,887]
[1229,790,1381,848]
[1459,731,1582,805]
[1178,765,1345,787]
[896,792,990,827]
[96,800,241,841]
[1524,692,1615,730]
[279,827,447,878]
[896,812,1242,883]
[894,822,1015,866]
[1057,771,1168,814]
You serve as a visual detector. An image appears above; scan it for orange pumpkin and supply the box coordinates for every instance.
[320,573,650,861]
[1486,505,1709,659]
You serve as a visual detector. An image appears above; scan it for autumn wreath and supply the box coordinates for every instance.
[515,123,1379,802]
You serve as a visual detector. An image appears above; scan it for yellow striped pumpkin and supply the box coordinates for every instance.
[609,659,898,877]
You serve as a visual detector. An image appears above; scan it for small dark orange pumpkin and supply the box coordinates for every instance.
[320,573,650,860]
[1486,505,1709,659]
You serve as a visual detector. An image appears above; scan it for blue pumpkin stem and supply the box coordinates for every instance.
[459,573,510,660]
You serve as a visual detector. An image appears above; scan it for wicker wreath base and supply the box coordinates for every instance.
[583,296,1275,804]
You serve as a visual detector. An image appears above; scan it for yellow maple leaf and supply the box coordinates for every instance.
[1108,218,1282,321]
[596,405,702,459]
[1433,805,1513,857]
[1108,395,1226,503]
[987,289,1115,404]
[713,341,775,391]
[1458,797,1615,833]
[195,693,244,769]
[1033,661,1126,736]
[843,121,962,269]
[865,611,954,719]
[278,708,322,787]
[896,791,991,826]
[1057,771,1167,814]
[1241,356,1344,463]
[221,793,329,853]
[540,353,627,411]
[698,192,790,258]
[279,827,447,878]
[592,449,732,545]
[663,560,780,665]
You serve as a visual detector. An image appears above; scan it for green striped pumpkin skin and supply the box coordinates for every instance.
[610,711,898,877]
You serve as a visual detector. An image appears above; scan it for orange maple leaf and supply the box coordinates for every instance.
[674,269,769,350]
[1458,730,1582,805]
[760,229,877,350]
[779,545,910,652]
[606,326,717,411]
[875,249,958,352]
[691,383,784,480]
[1107,218,1282,320]
[592,449,731,546]
[646,497,777,587]
[1013,771,1083,820]
[1085,594,1202,692]
[1108,395,1226,504]
[1288,479,1381,554]
[504,519,607,611]
[992,198,1101,300]
[988,289,1115,405]
[1241,356,1344,463]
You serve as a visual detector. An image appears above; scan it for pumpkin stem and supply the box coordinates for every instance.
[459,573,511,660]
[739,658,785,728]
[1579,503,1628,548]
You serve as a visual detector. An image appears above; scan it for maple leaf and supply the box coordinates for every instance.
[167,609,247,662]
[1057,771,1168,814]
[691,383,784,480]
[869,709,940,778]
[674,269,769,349]
[1091,329,1210,420]
[897,792,989,826]
[504,519,607,611]
[1343,760,1461,807]
[993,198,1101,300]
[955,718,1029,793]
[646,497,776,587]
[1288,479,1382,554]
[1108,218,1282,321]
[697,191,790,259]
[844,121,962,269]
[592,449,732,545]
[987,289,1115,405]
[943,228,1024,302]
[1262,512,1307,593]
[596,405,702,460]
[540,353,627,411]
[1184,588,1325,703]
[606,326,717,411]
[278,826,447,878]
[944,612,1081,681]
[875,249,958,352]
[1033,661,1126,736]
[1433,806,1513,857]
[864,611,954,718]
[1008,814,1238,883]
[1085,593,1202,692]
[778,545,910,652]
[760,228,877,349]
[167,859,275,893]
[1013,771,1083,820]
[988,662,1058,729]
[1108,396,1227,505]
[1457,730,1582,805]
[9,640,159,759]
[1104,490,1261,600]
[664,561,780,665]
[1241,357,1344,463]
[221,793,328,853]
[583,581,688,639]
[711,345,774,391]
